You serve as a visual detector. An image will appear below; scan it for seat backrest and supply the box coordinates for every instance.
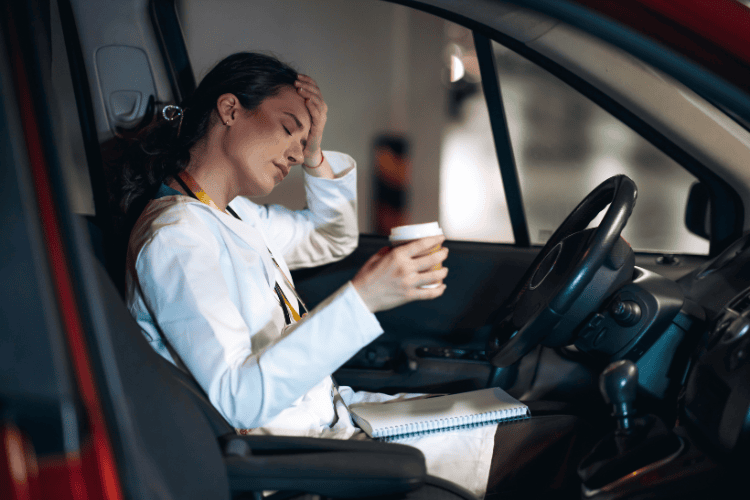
[81,216,234,499]
[84,216,235,433]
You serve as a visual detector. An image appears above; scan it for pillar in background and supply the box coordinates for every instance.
[373,135,410,235]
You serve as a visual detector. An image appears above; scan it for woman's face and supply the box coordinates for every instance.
[222,85,311,197]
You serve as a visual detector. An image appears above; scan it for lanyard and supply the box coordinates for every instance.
[173,171,308,323]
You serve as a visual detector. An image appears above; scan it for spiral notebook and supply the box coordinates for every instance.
[349,387,530,441]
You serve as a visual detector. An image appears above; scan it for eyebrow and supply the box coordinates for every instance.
[284,112,307,148]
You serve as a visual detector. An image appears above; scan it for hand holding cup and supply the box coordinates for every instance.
[351,223,448,313]
[389,222,445,288]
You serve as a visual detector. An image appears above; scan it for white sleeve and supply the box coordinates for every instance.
[132,222,382,429]
[248,151,359,270]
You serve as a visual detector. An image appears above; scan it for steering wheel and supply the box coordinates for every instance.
[488,175,638,367]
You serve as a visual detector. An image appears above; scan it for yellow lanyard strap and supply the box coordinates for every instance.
[175,171,303,322]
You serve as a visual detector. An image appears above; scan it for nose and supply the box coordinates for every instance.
[286,141,304,165]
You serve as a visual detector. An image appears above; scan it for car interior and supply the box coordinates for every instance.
[2,0,750,499]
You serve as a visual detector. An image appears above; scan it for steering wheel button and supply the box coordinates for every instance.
[611,300,642,327]
[579,313,605,340]
[590,314,605,328]
[593,328,608,347]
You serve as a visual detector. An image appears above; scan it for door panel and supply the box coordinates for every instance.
[292,235,539,393]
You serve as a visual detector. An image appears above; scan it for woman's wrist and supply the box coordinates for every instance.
[302,151,334,179]
[304,151,324,168]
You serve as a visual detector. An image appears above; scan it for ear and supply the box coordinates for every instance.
[216,93,239,125]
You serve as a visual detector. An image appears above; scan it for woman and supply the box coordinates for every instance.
[121,52,493,497]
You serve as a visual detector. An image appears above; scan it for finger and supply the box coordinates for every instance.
[297,74,317,85]
[410,283,447,301]
[296,82,323,97]
[296,88,325,110]
[397,235,446,258]
[295,80,320,91]
[415,267,449,287]
[295,81,323,99]
[301,94,325,113]
[413,247,448,271]
[298,88,326,109]
[294,75,318,89]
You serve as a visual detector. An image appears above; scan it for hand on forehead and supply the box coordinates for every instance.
[275,86,312,134]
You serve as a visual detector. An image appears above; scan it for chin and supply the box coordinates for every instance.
[243,174,277,198]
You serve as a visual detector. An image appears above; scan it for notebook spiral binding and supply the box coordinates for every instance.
[375,406,530,442]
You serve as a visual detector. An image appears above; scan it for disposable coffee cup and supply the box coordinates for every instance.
[389,222,444,288]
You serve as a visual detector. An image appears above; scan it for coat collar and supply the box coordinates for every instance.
[150,195,278,288]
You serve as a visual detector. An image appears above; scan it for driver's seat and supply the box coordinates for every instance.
[80,216,477,499]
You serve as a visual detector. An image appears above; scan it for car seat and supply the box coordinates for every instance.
[80,216,478,499]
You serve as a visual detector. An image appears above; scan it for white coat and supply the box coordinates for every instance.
[126,151,495,498]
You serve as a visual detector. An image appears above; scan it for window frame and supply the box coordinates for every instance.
[471,23,742,257]
[384,0,746,257]
[473,32,530,247]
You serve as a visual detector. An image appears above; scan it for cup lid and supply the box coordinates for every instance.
[389,222,442,240]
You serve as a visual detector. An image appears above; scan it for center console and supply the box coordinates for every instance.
[576,281,750,499]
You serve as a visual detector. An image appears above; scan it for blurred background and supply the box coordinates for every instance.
[171,0,711,254]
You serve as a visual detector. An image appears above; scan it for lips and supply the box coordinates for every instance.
[273,161,290,180]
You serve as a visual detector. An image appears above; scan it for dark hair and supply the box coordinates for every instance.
[115,52,298,231]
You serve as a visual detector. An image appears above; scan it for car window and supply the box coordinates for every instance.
[491,42,710,255]
[176,0,514,242]
[441,23,514,243]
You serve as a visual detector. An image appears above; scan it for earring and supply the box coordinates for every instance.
[224,120,229,126]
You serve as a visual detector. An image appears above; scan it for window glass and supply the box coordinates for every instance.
[492,42,710,255]
[440,24,514,243]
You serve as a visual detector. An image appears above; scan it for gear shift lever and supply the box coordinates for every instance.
[579,360,683,494]
[600,359,638,433]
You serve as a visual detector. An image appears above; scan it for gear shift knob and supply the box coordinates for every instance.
[600,359,638,432]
